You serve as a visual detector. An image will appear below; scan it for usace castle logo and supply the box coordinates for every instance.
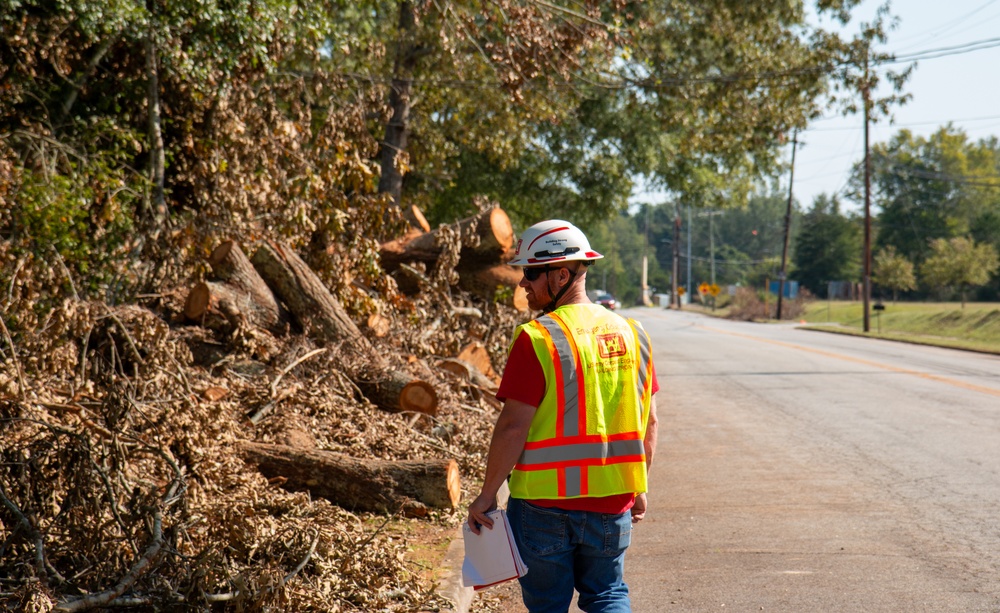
[597,333,628,359]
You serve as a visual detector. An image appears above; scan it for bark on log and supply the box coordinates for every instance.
[241,442,461,512]
[379,206,514,271]
[251,241,438,415]
[251,242,369,350]
[456,264,529,311]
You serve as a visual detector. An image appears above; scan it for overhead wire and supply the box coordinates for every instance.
[890,0,1000,51]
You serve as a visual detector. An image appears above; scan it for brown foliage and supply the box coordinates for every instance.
[0,241,524,611]
[726,287,812,322]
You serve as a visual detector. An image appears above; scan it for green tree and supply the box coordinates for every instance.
[793,194,862,297]
[872,245,916,302]
[864,127,1000,269]
[920,237,1000,307]
[409,0,901,224]
[699,191,798,287]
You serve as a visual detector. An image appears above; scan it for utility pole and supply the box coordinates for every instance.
[708,214,715,287]
[686,205,692,298]
[697,210,723,304]
[777,129,798,321]
[672,212,682,309]
[642,205,652,306]
[862,55,872,333]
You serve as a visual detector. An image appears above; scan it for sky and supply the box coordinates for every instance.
[793,0,1000,211]
[631,0,1000,212]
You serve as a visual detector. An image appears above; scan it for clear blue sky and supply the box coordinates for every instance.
[795,0,1000,211]
[631,0,1000,212]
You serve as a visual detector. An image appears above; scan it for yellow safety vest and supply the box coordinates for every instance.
[508,304,654,500]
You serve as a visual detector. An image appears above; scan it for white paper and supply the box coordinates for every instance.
[461,509,528,590]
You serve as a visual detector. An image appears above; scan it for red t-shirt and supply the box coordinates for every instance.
[497,330,660,514]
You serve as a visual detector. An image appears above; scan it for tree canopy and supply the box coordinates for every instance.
[862,127,1000,262]
[920,237,999,307]
[2,0,909,308]
[793,193,862,296]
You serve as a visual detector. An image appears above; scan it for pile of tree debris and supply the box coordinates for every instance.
[0,206,526,611]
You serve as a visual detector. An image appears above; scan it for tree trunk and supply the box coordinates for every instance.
[241,442,461,513]
[457,263,529,312]
[251,242,368,351]
[189,240,288,334]
[379,0,419,219]
[144,22,167,237]
[380,206,515,272]
[250,241,438,415]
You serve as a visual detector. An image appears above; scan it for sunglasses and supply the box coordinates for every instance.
[522,266,557,281]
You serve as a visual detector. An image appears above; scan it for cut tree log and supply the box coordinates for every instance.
[437,357,498,391]
[457,341,501,385]
[241,441,461,513]
[251,242,369,350]
[205,240,288,333]
[355,373,438,415]
[454,205,515,261]
[456,263,529,312]
[251,241,438,415]
[184,280,286,336]
[379,206,514,271]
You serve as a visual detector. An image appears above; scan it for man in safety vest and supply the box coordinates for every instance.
[467,220,659,613]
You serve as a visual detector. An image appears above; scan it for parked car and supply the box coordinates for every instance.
[595,293,618,310]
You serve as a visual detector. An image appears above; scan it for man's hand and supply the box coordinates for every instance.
[466,493,498,535]
[631,492,648,523]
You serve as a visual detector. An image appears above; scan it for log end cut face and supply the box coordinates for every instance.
[400,381,438,416]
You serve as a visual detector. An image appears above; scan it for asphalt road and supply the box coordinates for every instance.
[464,308,1000,613]
[627,308,1000,612]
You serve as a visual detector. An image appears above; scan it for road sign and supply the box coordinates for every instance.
[709,284,720,296]
[698,282,710,295]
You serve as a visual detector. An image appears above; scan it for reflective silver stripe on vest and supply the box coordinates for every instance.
[519,438,645,466]
[537,315,580,437]
[631,319,651,401]
[564,466,582,497]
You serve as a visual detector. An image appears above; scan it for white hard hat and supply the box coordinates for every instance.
[508,220,603,267]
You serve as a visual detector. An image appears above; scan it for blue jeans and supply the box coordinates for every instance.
[507,497,632,613]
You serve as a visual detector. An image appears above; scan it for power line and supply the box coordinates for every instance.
[805,113,1000,133]
[888,36,1000,62]
[330,32,1000,93]
[891,0,1000,51]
